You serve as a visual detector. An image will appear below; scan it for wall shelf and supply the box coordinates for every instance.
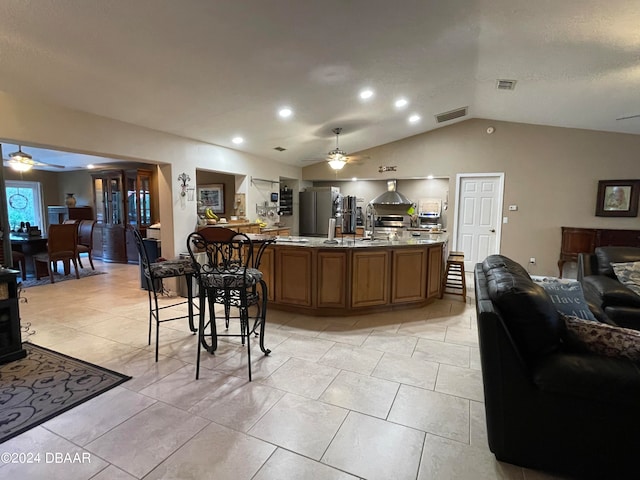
[251,177,279,186]
[279,186,293,216]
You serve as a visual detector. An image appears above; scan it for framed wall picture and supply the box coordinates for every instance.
[198,184,225,213]
[595,179,640,217]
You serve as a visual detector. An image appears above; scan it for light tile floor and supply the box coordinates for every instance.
[1,261,566,479]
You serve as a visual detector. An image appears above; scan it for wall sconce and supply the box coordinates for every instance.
[177,173,195,201]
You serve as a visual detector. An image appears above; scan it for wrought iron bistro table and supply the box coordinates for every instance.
[188,231,275,380]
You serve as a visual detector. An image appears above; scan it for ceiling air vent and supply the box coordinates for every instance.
[273,146,286,152]
[496,79,517,90]
[435,106,468,124]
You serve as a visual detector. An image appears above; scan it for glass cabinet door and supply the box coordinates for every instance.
[139,173,151,226]
[108,175,123,224]
[126,175,138,227]
[94,177,105,223]
[126,169,152,228]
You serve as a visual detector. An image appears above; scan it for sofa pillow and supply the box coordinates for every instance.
[563,314,640,362]
[611,261,640,297]
[532,277,597,321]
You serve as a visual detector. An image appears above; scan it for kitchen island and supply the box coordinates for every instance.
[257,234,447,316]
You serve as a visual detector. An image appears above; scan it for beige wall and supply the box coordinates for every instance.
[0,92,302,258]
[304,118,640,276]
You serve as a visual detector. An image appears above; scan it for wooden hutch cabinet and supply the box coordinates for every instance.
[92,169,153,263]
[558,226,640,276]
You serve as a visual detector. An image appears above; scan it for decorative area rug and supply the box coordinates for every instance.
[20,269,107,288]
[0,343,131,444]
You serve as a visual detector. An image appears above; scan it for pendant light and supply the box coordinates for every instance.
[327,128,347,170]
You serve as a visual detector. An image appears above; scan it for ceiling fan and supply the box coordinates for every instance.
[4,145,65,172]
[324,127,369,170]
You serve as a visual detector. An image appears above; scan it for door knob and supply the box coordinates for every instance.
[489,228,496,233]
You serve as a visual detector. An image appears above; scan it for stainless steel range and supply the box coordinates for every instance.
[375,215,410,229]
[370,215,411,239]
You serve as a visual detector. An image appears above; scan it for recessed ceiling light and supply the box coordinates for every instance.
[394,98,408,108]
[278,107,293,118]
[232,136,244,144]
[408,114,421,123]
[359,89,374,100]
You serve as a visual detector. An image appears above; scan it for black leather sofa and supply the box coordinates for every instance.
[475,254,640,479]
[578,246,640,329]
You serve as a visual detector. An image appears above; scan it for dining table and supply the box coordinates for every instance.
[10,233,48,277]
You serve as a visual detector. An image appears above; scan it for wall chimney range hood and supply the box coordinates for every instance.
[370,180,412,206]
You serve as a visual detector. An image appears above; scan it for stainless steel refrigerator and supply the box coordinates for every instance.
[299,187,341,236]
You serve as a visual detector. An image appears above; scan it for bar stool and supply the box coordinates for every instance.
[441,251,466,299]
[129,226,197,362]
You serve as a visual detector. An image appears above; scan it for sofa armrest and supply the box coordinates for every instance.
[533,352,640,406]
[584,275,640,308]
[581,282,610,323]
[603,306,640,330]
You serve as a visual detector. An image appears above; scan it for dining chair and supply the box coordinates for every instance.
[129,226,197,361]
[76,219,96,269]
[187,227,270,381]
[33,223,80,283]
[11,251,27,281]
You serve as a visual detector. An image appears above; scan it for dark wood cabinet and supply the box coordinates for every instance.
[92,169,153,263]
[559,226,640,276]
[0,269,26,364]
[47,206,93,225]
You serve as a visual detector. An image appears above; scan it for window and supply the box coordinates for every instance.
[5,180,44,231]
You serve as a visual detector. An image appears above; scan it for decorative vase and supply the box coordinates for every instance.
[65,193,77,208]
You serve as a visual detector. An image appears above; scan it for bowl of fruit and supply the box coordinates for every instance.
[205,208,218,224]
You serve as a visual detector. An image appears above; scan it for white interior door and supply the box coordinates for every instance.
[454,174,504,271]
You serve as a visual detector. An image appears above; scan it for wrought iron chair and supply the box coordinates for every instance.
[187,227,270,381]
[129,226,197,362]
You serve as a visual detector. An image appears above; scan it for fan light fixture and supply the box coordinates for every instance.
[8,146,34,172]
[327,128,347,170]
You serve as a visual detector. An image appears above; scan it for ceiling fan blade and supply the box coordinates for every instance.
[4,156,66,169]
[34,160,65,169]
[6,145,65,169]
[616,114,640,121]
[346,154,370,164]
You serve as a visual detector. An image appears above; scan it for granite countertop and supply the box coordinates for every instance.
[201,221,261,227]
[260,226,290,232]
[272,234,448,248]
[406,228,446,233]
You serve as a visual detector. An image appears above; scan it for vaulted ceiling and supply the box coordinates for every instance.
[0,0,638,169]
